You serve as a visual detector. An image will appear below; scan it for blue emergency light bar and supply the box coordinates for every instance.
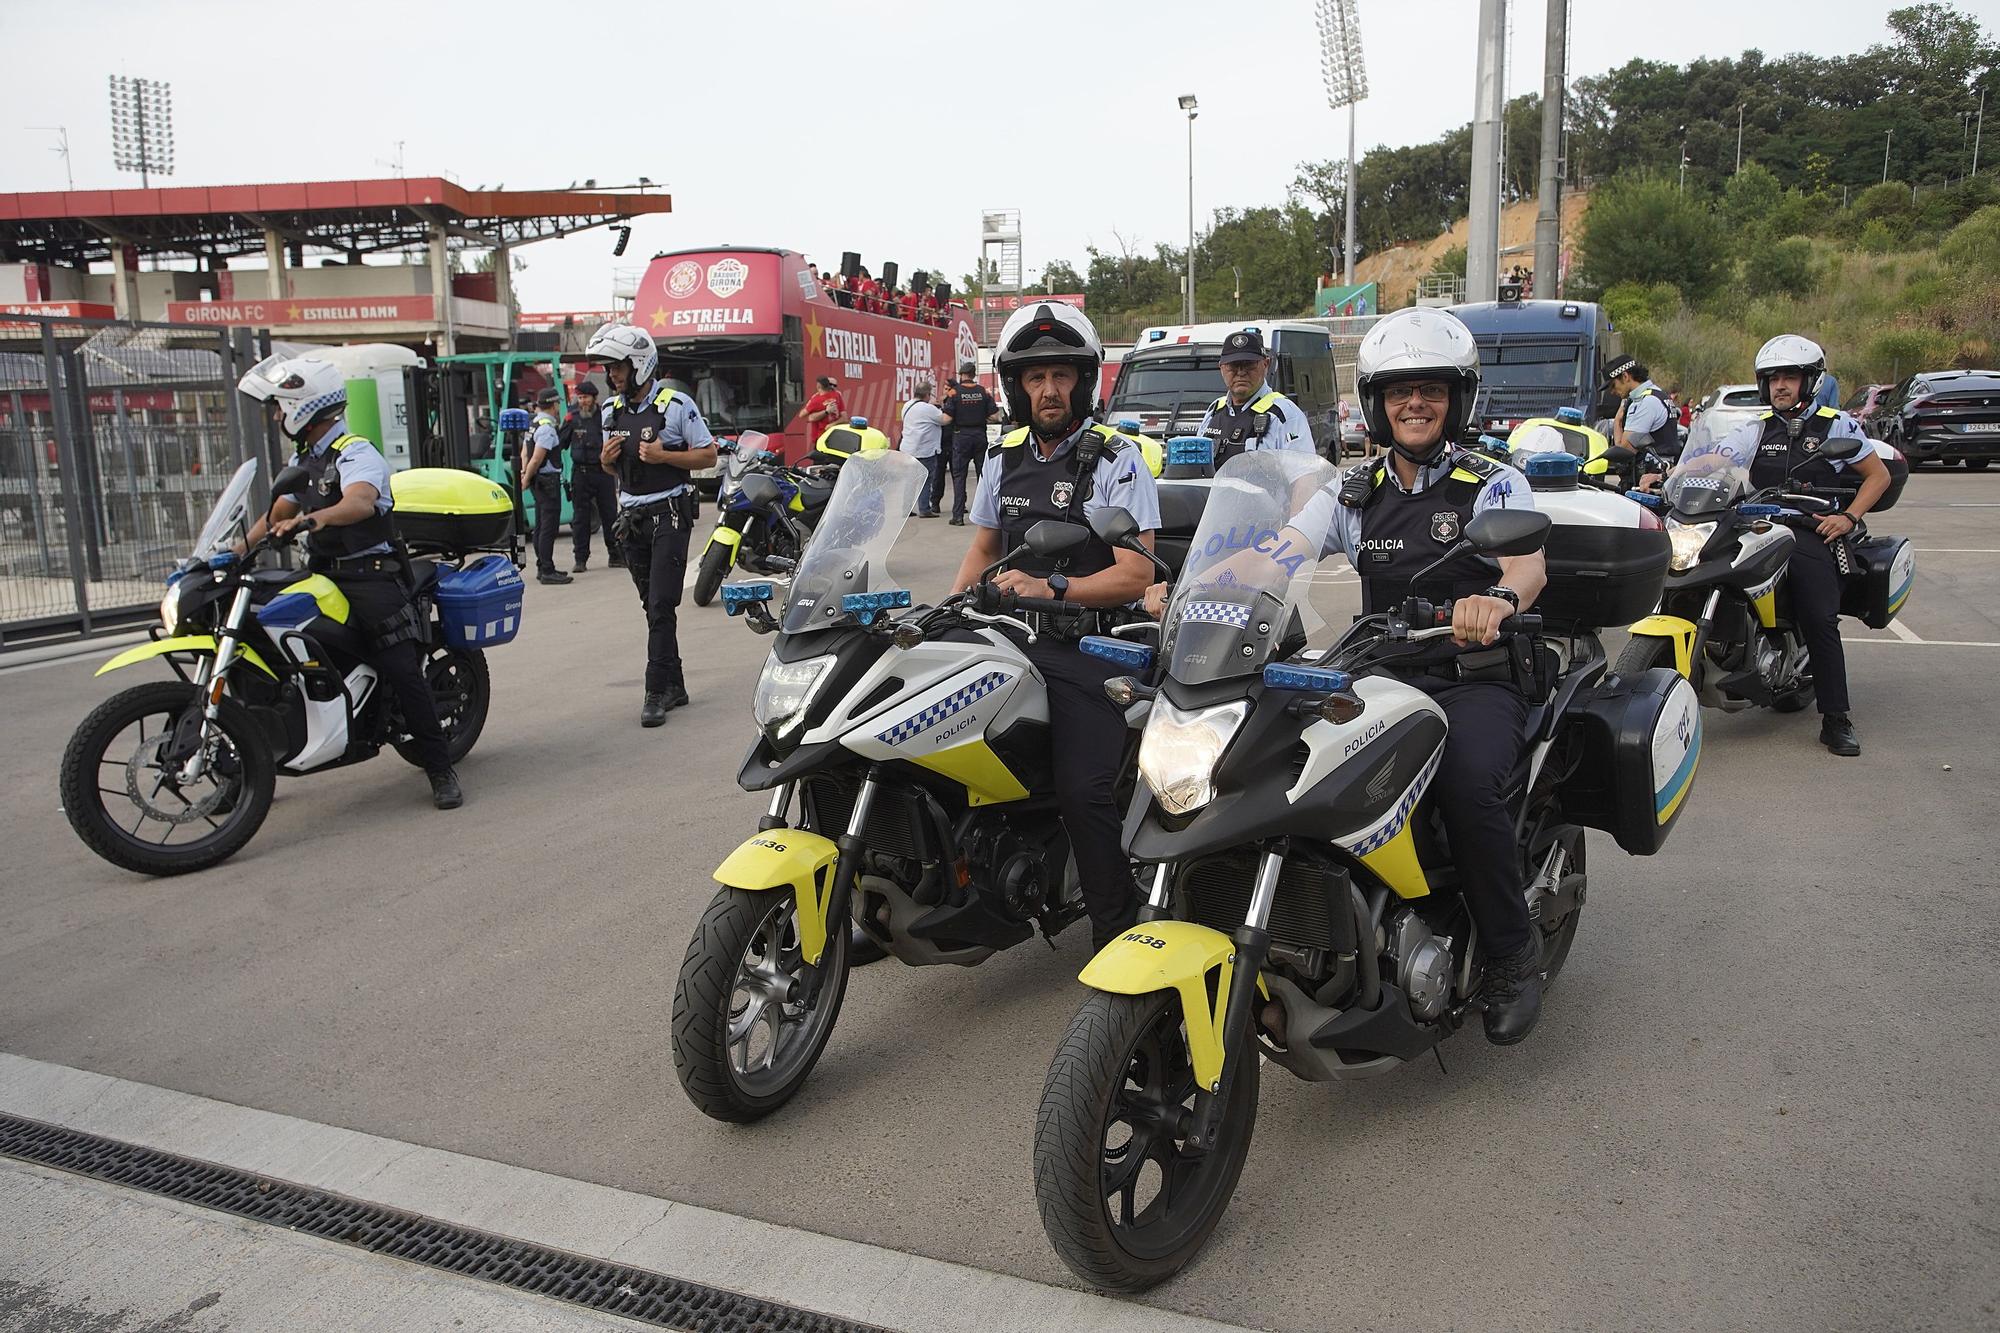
[1626,490,1662,507]
[1148,329,1168,341]
[1167,437,1213,467]
[1524,453,1582,478]
[1740,503,1783,518]
[1262,662,1354,693]
[1079,635,1155,671]
[497,408,532,430]
[1555,405,1586,424]
[849,415,869,427]
[1115,418,1143,433]
[721,582,776,616]
[841,589,912,623]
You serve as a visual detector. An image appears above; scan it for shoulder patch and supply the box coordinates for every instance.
[1814,406,1838,419]
[1086,424,1130,456]
[652,385,681,410]
[1000,426,1029,448]
[1448,449,1500,480]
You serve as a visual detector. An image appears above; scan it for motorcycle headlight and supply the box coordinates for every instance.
[752,652,836,740]
[159,577,187,634]
[1666,519,1716,572]
[1138,699,1248,816]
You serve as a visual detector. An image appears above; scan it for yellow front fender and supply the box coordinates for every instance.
[1626,614,1697,679]
[95,635,278,680]
[1079,920,1265,1093]
[713,829,841,965]
[706,524,743,553]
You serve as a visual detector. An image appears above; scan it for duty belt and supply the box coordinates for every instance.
[1021,608,1106,641]
[313,552,405,578]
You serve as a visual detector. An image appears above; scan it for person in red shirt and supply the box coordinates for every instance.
[898,288,919,321]
[918,288,940,326]
[801,375,845,446]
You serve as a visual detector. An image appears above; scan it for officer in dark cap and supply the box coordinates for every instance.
[523,387,571,585]
[1199,328,1316,463]
[563,380,622,572]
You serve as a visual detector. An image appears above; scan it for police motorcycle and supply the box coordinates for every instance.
[1031,449,1698,1291]
[690,431,836,607]
[1618,418,1914,710]
[59,459,522,876]
[670,448,1154,1123]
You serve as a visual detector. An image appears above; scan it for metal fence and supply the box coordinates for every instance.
[0,316,265,647]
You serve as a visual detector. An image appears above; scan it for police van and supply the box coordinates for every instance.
[1105,320,1341,458]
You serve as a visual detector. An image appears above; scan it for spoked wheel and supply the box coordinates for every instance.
[1034,990,1259,1292]
[59,680,275,876]
[394,646,488,766]
[672,886,851,1122]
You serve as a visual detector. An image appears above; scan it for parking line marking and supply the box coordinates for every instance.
[1946,503,2000,508]
[1888,619,1924,643]
[1912,548,2000,553]
[1847,637,2000,648]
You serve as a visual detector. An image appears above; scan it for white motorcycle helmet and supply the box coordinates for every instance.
[585,322,660,388]
[993,301,1102,434]
[1354,307,1482,463]
[1754,333,1826,407]
[1506,421,1571,460]
[238,355,347,442]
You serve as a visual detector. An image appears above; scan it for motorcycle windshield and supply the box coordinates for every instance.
[1661,417,1748,517]
[722,430,773,486]
[192,459,260,559]
[1160,450,1340,685]
[780,448,928,633]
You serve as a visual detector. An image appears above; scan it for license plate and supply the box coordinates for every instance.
[1961,422,2000,433]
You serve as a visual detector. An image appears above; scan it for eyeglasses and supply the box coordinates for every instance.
[1383,383,1451,404]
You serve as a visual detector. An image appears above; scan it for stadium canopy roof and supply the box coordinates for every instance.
[0,177,672,265]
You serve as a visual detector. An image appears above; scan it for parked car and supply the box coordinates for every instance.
[1692,383,1768,444]
[1338,399,1367,456]
[1843,382,1896,427]
[1877,370,2000,469]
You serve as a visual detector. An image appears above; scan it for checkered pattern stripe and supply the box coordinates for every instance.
[875,672,1011,746]
[1179,600,1253,629]
[1344,745,1444,856]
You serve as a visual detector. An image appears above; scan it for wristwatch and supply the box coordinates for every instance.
[1048,573,1070,601]
[1483,585,1519,611]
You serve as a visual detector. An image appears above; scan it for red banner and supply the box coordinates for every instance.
[163,295,437,327]
[631,252,783,338]
[969,293,1085,312]
[0,301,115,319]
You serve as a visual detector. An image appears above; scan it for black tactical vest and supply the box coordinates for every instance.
[1749,406,1842,491]
[1202,389,1284,465]
[561,409,604,469]
[1352,451,1502,657]
[301,433,397,560]
[988,424,1130,578]
[946,381,995,435]
[529,412,563,481]
[604,382,690,498]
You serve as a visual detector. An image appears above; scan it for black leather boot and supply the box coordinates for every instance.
[640,693,668,727]
[427,767,464,810]
[1481,937,1544,1046]
[1819,712,1860,756]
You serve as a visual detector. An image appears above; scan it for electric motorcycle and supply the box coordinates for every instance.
[1619,421,1914,710]
[690,431,836,607]
[1031,450,1699,1290]
[59,459,520,876]
[670,448,1150,1123]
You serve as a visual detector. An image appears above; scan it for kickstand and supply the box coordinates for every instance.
[1431,1045,1450,1077]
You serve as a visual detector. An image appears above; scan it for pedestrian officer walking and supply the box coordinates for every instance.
[1199,328,1316,462]
[523,387,572,585]
[899,381,951,517]
[937,361,999,526]
[586,323,718,728]
[564,380,622,572]
[236,356,463,808]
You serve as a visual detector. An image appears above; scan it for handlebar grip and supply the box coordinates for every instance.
[1009,596,1071,614]
[1499,614,1541,636]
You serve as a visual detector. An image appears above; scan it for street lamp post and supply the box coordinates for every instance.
[1735,103,1745,174]
[1179,93,1198,324]
[1677,124,1689,193]
[1883,127,1893,184]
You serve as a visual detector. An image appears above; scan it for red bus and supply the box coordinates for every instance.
[628,247,977,462]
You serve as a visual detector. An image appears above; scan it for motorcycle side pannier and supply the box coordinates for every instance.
[1560,666,1701,856]
[1839,536,1914,629]
[391,468,516,553]
[1531,487,1672,630]
[435,554,525,648]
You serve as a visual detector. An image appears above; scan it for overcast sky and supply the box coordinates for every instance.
[0,0,1960,311]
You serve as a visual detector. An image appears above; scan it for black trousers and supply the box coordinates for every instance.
[948,434,984,519]
[1403,675,1533,957]
[1028,639,1137,940]
[531,475,563,574]
[624,503,691,694]
[334,574,452,773]
[1787,536,1850,715]
[917,453,945,515]
[571,470,621,565]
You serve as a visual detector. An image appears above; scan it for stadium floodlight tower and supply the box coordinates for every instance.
[109,75,175,187]
[1315,0,1368,287]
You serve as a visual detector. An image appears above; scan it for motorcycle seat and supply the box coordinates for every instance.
[799,477,837,507]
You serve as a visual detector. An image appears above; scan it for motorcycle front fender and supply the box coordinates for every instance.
[706,523,744,554]
[714,828,841,965]
[95,635,278,680]
[1079,920,1264,1092]
[1626,614,1698,679]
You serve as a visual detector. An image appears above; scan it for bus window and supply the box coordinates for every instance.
[662,360,783,432]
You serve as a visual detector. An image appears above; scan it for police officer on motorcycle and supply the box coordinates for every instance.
[564,380,621,573]
[948,302,1163,950]
[237,357,463,809]
[523,387,572,585]
[1710,335,1892,756]
[939,361,1000,526]
[588,323,718,728]
[1198,328,1316,462]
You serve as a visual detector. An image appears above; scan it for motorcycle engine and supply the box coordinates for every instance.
[965,820,1050,918]
[1387,910,1455,1022]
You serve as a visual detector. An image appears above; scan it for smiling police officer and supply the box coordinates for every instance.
[1199,328,1316,462]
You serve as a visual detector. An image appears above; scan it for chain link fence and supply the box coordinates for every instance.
[0,315,266,647]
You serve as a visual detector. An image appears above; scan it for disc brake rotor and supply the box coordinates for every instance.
[123,733,231,824]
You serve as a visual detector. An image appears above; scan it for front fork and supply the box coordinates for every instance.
[172,585,252,782]
[1185,847,1281,1153]
[1685,588,1724,678]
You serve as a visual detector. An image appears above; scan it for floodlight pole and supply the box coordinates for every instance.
[1344,103,1358,286]
[1179,94,1198,324]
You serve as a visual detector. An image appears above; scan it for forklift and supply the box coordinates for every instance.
[405,350,579,530]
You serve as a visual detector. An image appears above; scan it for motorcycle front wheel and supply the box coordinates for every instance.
[1034,989,1259,1292]
[671,885,851,1123]
[394,645,488,766]
[59,679,275,876]
[691,540,731,607]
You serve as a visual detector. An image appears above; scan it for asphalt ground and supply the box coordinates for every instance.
[2,471,1996,1332]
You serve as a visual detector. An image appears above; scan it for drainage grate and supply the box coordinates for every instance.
[0,1112,887,1333]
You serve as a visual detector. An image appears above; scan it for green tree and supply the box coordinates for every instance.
[1740,235,1819,295]
[1723,162,1785,230]
[1577,176,1731,298]
[1037,260,1086,294]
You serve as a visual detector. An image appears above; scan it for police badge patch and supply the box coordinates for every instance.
[1429,511,1461,543]
[1052,480,1075,507]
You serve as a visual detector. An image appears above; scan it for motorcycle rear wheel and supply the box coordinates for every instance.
[1034,990,1259,1292]
[394,646,488,766]
[59,680,275,876]
[691,541,731,607]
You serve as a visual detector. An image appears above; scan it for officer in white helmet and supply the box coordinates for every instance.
[237,356,462,809]
[948,301,1162,952]
[587,322,718,727]
[1705,334,1891,756]
[1332,307,1548,1044]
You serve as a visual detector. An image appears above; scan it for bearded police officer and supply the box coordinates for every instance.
[564,380,621,572]
[1708,334,1891,757]
[523,387,572,585]
[1199,328,1316,462]
[587,323,718,727]
[938,361,1000,526]
[237,357,462,809]
[949,303,1162,951]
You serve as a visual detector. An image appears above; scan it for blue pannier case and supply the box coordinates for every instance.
[435,554,524,648]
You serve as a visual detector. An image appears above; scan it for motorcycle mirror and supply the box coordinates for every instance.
[737,473,785,510]
[1465,509,1551,557]
[1600,444,1636,467]
[1817,434,1866,462]
[270,464,311,499]
[1025,520,1091,559]
[1089,506,1142,550]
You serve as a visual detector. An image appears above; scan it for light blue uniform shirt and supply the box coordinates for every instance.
[1623,382,1673,446]
[1312,452,1537,562]
[307,415,394,558]
[600,379,713,508]
[1197,382,1316,454]
[969,420,1163,533]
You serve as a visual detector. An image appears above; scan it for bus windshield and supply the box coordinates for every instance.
[1112,355,1221,404]
[1475,340,1584,392]
[660,356,782,432]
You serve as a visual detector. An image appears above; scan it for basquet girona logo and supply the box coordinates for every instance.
[706,259,749,299]
[665,261,702,299]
